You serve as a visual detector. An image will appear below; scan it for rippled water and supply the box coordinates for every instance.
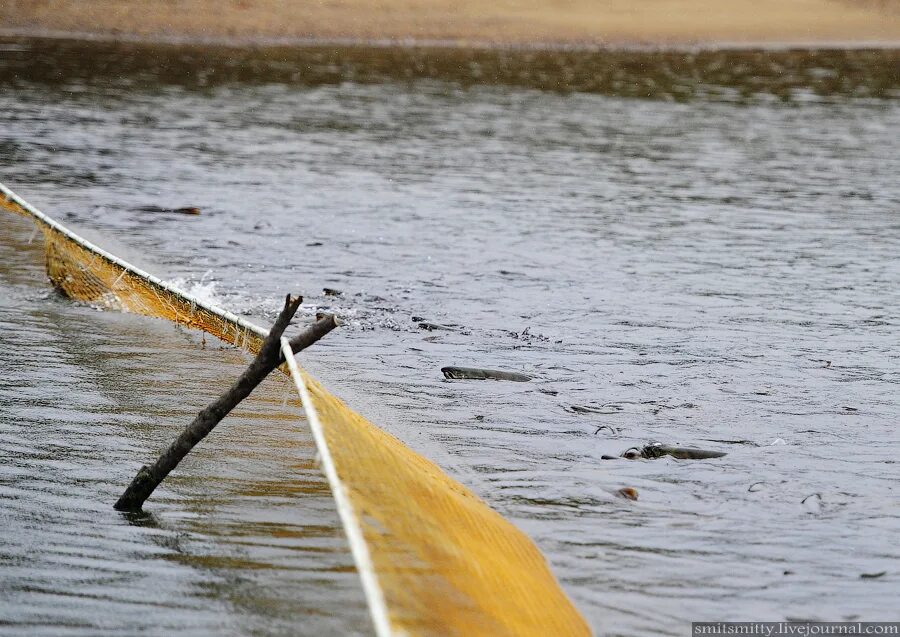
[1,39,899,636]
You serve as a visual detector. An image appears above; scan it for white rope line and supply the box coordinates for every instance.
[0,181,267,341]
[280,338,393,637]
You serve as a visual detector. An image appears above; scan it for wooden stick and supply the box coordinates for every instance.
[114,295,338,511]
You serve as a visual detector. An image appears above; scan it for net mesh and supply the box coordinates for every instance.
[1,193,266,354]
[1,185,591,637]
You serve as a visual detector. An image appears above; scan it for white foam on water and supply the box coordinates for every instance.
[167,271,224,308]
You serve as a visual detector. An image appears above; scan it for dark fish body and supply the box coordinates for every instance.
[419,322,454,331]
[134,205,200,215]
[441,366,532,382]
[641,444,726,460]
[658,446,726,460]
[606,443,727,461]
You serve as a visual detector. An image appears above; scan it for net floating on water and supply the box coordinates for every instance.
[1,182,591,637]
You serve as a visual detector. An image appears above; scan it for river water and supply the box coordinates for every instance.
[1,38,898,636]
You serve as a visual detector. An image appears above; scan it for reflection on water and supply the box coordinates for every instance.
[2,37,900,635]
[1,37,899,101]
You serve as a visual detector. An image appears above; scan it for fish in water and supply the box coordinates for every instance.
[133,205,201,215]
[419,322,454,331]
[441,366,532,382]
[602,442,726,460]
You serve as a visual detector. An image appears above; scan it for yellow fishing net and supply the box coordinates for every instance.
[1,184,591,637]
[287,362,592,637]
[0,191,266,354]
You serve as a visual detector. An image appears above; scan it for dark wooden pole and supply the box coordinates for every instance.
[114,295,339,511]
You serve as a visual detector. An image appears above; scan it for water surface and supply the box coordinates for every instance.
[1,39,899,636]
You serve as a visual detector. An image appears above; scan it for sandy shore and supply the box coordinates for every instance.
[1,0,899,48]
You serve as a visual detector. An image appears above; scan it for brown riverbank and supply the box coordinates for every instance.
[1,0,899,48]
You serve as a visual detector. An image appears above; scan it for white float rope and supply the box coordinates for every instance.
[280,337,394,637]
